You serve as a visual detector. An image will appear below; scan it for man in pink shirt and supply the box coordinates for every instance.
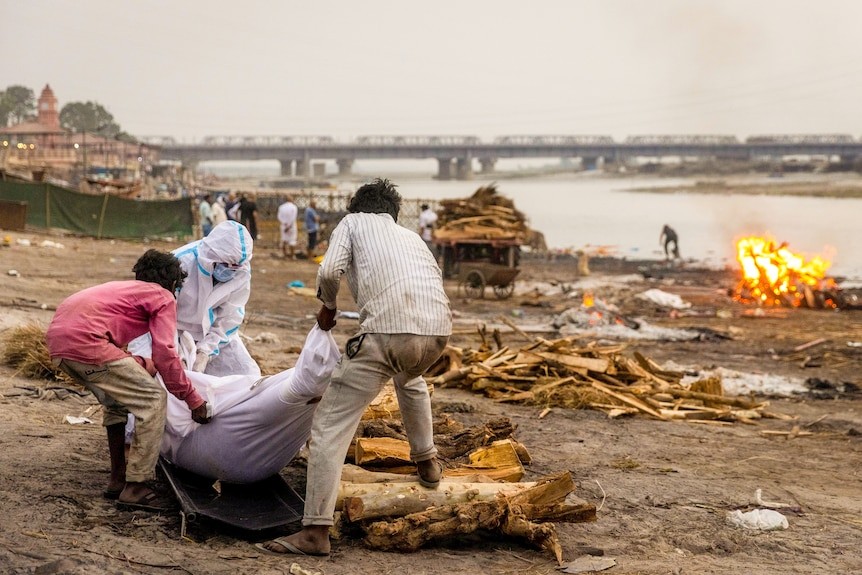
[47,249,212,511]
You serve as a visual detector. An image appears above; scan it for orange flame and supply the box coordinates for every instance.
[734,236,835,307]
[582,293,595,308]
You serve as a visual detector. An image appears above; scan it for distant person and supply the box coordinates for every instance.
[239,193,259,240]
[211,196,227,226]
[258,178,452,557]
[418,203,438,252]
[660,224,680,260]
[277,195,298,259]
[199,194,213,237]
[46,250,211,512]
[225,191,240,221]
[305,199,321,256]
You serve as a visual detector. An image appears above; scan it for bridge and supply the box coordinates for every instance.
[139,134,862,180]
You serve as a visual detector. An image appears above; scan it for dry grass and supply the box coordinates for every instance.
[1,323,73,383]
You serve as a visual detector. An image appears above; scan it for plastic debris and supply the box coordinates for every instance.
[63,415,94,425]
[338,311,360,320]
[288,280,305,288]
[7,269,20,277]
[636,288,692,309]
[39,240,65,249]
[16,238,31,247]
[726,508,789,531]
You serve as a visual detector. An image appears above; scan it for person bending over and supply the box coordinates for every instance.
[173,220,259,377]
[46,250,212,512]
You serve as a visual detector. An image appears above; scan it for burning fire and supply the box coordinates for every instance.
[734,236,836,307]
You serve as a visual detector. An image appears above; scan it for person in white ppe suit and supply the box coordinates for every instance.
[173,220,259,378]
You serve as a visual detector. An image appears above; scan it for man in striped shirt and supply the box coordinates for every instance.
[259,178,452,557]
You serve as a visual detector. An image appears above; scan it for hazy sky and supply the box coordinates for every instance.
[4,0,862,141]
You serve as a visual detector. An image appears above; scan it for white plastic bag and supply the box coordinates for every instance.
[726,508,789,531]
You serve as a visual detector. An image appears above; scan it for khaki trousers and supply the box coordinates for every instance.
[303,333,448,526]
[56,357,167,483]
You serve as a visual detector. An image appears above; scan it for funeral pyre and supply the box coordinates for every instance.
[733,235,841,308]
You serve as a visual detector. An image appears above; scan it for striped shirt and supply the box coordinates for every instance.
[317,212,452,336]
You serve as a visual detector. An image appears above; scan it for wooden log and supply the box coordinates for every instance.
[665,388,764,409]
[362,383,400,420]
[355,437,412,467]
[436,417,516,460]
[362,472,582,562]
[448,439,525,481]
[340,464,415,485]
[363,497,560,559]
[343,481,536,522]
[517,350,609,373]
[590,381,668,420]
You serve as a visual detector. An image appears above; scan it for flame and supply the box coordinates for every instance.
[734,236,835,307]
[582,293,595,308]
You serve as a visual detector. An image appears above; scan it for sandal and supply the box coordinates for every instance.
[116,491,176,513]
[102,488,123,500]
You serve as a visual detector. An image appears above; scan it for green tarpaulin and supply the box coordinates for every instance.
[0,181,193,239]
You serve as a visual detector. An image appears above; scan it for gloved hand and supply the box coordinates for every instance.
[192,351,209,373]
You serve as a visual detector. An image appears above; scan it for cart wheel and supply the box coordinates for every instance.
[461,270,486,299]
[493,282,516,299]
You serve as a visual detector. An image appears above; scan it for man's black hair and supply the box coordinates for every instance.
[421,204,429,211]
[348,178,402,221]
[132,249,188,293]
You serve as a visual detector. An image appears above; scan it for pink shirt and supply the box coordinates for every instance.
[46,280,204,409]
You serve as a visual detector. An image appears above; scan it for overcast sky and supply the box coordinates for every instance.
[4,0,862,141]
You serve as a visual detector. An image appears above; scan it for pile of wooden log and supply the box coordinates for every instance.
[425,335,787,425]
[434,184,531,243]
[332,389,596,560]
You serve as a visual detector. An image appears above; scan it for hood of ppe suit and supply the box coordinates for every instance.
[172,221,255,371]
[197,221,253,268]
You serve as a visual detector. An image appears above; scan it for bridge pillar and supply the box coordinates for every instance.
[581,156,599,171]
[479,157,496,174]
[455,157,473,180]
[436,158,454,180]
[295,159,309,177]
[336,159,354,176]
[280,159,294,176]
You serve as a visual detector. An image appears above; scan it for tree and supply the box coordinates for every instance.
[0,85,36,126]
[59,101,121,136]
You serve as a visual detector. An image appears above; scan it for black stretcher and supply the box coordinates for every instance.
[158,457,304,537]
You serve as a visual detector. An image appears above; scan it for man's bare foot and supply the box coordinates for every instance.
[118,481,151,503]
[115,482,176,512]
[258,526,330,556]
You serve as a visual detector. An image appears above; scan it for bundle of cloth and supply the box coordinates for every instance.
[129,325,340,483]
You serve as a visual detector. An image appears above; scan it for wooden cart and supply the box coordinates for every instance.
[435,238,521,299]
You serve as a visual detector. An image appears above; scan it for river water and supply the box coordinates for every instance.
[393,175,862,280]
[201,161,861,279]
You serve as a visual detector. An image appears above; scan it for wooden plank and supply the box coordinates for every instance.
[590,381,668,420]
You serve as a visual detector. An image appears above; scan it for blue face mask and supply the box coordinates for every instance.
[213,263,238,283]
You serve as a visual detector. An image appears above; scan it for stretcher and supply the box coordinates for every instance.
[158,457,304,537]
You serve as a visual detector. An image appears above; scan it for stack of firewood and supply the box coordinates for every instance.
[425,335,787,425]
[334,387,597,561]
[434,184,530,243]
